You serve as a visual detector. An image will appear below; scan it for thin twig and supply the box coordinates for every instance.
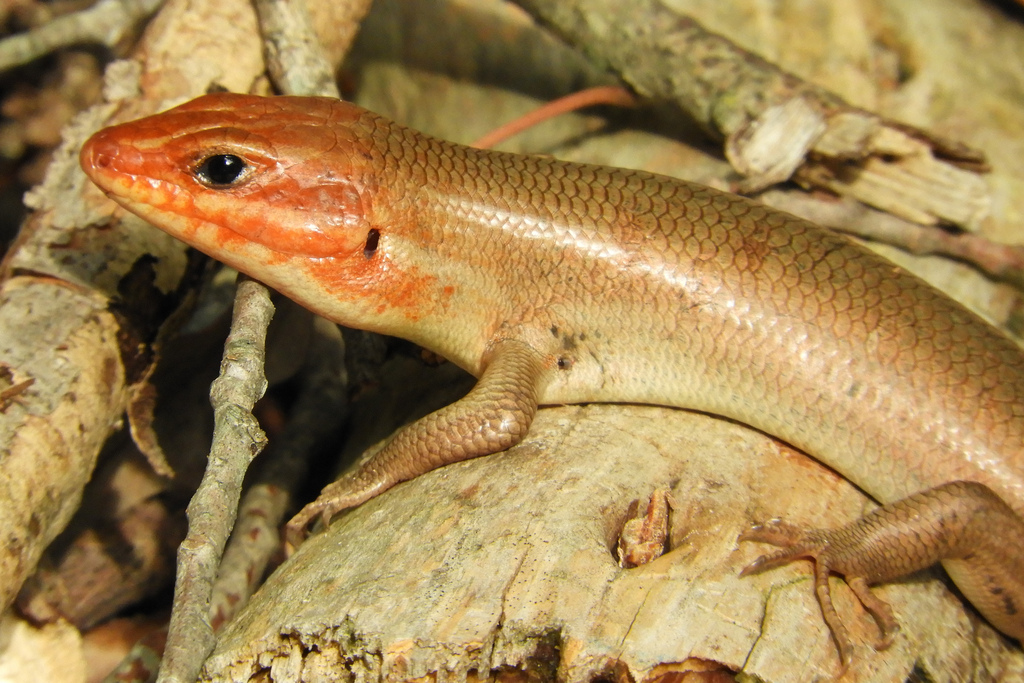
[253,0,338,99]
[0,378,33,412]
[210,317,347,630]
[157,277,272,683]
[253,0,372,99]
[104,320,347,682]
[0,0,165,72]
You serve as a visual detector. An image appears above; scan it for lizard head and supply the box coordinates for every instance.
[81,93,446,333]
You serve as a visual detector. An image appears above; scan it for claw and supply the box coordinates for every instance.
[739,520,824,576]
[284,499,327,554]
[738,519,805,546]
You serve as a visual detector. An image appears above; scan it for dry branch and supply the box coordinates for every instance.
[202,401,1016,683]
[17,453,184,629]
[159,277,273,683]
[0,0,164,72]
[0,276,129,613]
[0,0,268,661]
[513,0,991,231]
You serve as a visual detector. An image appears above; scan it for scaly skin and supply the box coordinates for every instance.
[80,93,1024,663]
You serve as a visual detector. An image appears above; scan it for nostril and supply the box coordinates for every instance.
[80,130,122,175]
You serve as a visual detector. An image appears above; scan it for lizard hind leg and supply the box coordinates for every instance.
[739,481,1024,669]
[739,520,880,672]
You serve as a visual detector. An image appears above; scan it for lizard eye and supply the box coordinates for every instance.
[194,154,248,187]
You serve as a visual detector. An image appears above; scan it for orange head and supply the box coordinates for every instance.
[81,93,446,336]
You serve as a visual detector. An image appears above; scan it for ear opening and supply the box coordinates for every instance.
[363,228,381,258]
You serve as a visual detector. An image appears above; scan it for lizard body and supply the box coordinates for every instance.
[80,93,1024,664]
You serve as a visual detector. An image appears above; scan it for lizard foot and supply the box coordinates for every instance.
[739,520,899,674]
[284,473,390,553]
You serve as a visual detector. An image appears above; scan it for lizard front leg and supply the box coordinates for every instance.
[286,338,548,547]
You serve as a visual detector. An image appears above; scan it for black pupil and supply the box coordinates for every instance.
[196,154,246,186]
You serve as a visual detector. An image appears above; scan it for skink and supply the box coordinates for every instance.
[80,93,1024,666]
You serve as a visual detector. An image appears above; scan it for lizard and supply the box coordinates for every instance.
[79,92,1024,667]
